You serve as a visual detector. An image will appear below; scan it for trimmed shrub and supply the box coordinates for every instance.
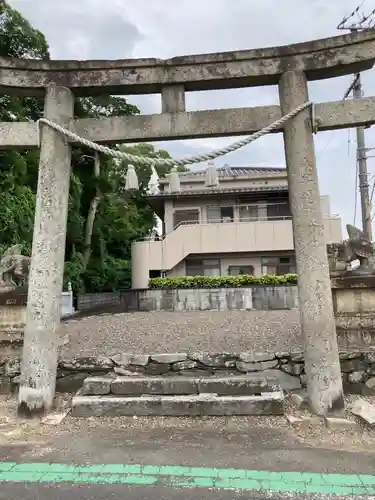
[149,274,297,289]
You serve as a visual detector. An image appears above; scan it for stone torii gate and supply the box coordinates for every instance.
[1,30,375,417]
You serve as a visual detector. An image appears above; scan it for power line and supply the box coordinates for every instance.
[370,175,375,203]
[343,73,360,100]
[317,75,357,159]
[337,0,375,30]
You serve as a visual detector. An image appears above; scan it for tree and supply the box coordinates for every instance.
[0,0,183,295]
[0,0,49,59]
[1,0,187,416]
[82,153,101,269]
[0,0,49,256]
[0,1,141,292]
[79,143,182,292]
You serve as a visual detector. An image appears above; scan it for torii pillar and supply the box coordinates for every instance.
[18,86,74,416]
[279,70,344,415]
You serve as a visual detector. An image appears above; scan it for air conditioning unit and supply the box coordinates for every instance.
[222,217,232,223]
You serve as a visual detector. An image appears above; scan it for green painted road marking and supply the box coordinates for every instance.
[0,462,374,495]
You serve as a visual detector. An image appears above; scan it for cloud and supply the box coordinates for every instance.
[9,0,142,59]
[8,0,375,232]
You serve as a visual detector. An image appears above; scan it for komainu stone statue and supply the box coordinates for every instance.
[0,244,30,289]
[327,224,374,276]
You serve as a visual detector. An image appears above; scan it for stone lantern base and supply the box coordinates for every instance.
[332,273,375,348]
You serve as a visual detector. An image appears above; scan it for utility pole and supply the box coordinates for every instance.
[338,4,375,244]
[353,73,373,241]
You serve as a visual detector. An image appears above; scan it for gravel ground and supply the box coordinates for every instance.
[60,310,303,357]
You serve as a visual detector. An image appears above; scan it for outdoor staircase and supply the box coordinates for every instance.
[71,374,285,417]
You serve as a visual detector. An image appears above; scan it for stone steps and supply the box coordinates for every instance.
[72,393,284,417]
[71,374,285,417]
[81,374,282,396]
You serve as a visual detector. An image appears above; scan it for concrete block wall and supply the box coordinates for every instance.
[77,292,121,311]
[126,286,299,312]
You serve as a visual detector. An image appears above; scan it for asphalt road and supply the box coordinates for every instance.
[1,398,375,499]
[0,484,346,500]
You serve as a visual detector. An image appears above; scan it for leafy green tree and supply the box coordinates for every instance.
[80,143,180,292]
[0,0,49,59]
[0,0,49,255]
[0,0,183,293]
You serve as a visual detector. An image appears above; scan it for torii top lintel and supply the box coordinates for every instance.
[1,30,375,97]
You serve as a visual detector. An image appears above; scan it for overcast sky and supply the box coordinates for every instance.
[8,0,375,234]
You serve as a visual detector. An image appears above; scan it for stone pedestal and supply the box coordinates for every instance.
[0,288,27,356]
[332,274,375,348]
[0,290,27,334]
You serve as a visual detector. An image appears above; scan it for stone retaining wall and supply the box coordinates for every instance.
[1,350,375,395]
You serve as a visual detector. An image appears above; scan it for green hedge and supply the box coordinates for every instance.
[149,274,297,289]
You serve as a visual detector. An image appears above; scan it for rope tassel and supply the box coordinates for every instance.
[169,167,181,193]
[205,161,219,188]
[125,164,139,191]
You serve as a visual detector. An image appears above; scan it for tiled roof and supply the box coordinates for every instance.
[148,185,288,199]
[177,165,286,179]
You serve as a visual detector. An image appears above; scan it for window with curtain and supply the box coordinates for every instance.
[207,206,234,223]
[228,265,254,276]
[261,256,296,275]
[185,258,221,276]
[239,205,259,221]
[206,206,221,222]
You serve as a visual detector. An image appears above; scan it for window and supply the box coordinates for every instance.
[228,265,254,276]
[261,256,296,275]
[207,206,234,223]
[278,257,296,275]
[206,206,221,222]
[239,205,259,221]
[173,209,199,229]
[186,258,221,276]
[220,206,234,222]
[266,201,291,220]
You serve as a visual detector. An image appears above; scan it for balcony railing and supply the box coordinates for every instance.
[139,210,340,242]
[174,215,293,230]
[172,202,291,229]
